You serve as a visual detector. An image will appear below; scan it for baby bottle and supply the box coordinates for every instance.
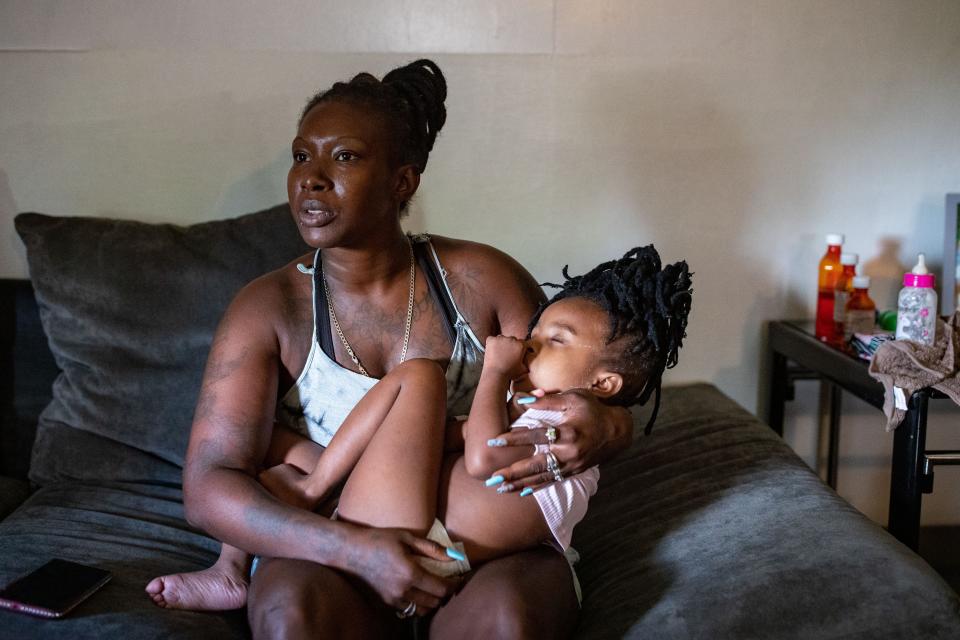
[895,254,938,346]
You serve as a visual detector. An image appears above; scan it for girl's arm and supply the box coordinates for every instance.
[462,335,533,478]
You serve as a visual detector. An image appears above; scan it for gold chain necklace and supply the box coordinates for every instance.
[321,238,415,377]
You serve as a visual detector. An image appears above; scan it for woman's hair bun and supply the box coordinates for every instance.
[383,59,447,168]
[301,59,448,174]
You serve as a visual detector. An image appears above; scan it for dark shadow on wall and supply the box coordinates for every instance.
[862,236,907,313]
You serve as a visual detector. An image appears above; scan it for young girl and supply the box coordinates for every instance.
[147,244,692,612]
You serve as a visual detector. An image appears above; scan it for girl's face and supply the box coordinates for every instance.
[287,100,416,248]
[515,297,613,395]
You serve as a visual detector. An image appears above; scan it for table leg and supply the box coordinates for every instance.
[827,384,842,490]
[887,390,929,551]
[767,351,787,436]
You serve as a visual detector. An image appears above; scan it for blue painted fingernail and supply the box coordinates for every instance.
[487,438,507,447]
[446,547,467,562]
[485,475,505,487]
[497,483,515,493]
[517,396,537,405]
[520,487,533,497]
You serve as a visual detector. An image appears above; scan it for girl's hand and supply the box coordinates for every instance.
[482,335,528,379]
[485,389,633,489]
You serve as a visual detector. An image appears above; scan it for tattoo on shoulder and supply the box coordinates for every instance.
[444,265,485,321]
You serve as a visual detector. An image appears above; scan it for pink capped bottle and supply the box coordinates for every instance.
[895,254,938,346]
[815,233,844,341]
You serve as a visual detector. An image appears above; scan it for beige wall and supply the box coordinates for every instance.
[2,1,959,525]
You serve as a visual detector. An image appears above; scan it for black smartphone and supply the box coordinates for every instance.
[0,559,112,618]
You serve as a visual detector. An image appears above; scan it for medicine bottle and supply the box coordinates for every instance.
[832,253,858,344]
[895,254,938,346]
[815,233,844,341]
[844,276,876,340]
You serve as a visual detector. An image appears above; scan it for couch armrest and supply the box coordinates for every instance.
[0,476,32,520]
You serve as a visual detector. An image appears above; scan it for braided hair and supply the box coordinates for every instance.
[299,59,447,212]
[529,245,693,433]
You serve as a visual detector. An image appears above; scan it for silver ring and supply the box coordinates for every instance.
[396,601,416,619]
[544,451,563,483]
[545,426,557,445]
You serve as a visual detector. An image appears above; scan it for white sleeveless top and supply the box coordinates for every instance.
[276,235,486,447]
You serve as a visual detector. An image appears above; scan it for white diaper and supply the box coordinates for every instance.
[418,518,472,577]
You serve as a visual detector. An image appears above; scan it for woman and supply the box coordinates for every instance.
[178,59,633,638]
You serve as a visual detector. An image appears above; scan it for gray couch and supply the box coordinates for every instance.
[2,206,958,639]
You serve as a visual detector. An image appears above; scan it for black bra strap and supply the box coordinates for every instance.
[413,239,458,345]
[313,253,337,361]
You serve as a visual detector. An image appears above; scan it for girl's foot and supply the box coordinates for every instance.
[145,565,248,611]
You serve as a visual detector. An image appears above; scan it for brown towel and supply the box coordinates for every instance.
[867,312,960,430]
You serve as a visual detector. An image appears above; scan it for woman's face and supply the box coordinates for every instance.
[287,100,412,248]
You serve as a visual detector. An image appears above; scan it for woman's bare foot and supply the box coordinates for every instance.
[145,555,249,611]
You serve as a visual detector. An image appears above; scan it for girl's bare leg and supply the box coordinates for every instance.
[334,358,448,534]
[146,425,325,611]
[147,357,447,610]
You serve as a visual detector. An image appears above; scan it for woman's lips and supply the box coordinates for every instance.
[299,201,336,226]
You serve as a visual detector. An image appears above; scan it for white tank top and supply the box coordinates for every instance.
[276,235,486,447]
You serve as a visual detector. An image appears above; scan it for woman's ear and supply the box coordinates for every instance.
[591,371,623,399]
[394,165,420,204]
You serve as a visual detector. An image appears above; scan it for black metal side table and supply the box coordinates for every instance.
[766,320,958,551]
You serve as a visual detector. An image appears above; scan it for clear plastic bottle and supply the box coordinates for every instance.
[831,253,858,345]
[844,275,876,340]
[895,254,938,346]
[815,233,844,341]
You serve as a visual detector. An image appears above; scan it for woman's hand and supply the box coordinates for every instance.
[485,389,634,489]
[483,335,528,379]
[343,525,459,616]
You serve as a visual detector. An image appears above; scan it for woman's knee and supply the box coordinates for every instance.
[431,549,578,640]
[247,559,364,639]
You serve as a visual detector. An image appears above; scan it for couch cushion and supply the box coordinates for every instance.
[14,206,308,485]
[573,383,960,639]
[0,481,247,638]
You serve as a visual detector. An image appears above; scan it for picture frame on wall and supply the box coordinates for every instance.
[943,193,960,316]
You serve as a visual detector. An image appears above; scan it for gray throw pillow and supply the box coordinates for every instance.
[15,205,309,485]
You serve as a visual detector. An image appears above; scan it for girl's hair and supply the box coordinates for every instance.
[299,59,447,212]
[529,245,693,433]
